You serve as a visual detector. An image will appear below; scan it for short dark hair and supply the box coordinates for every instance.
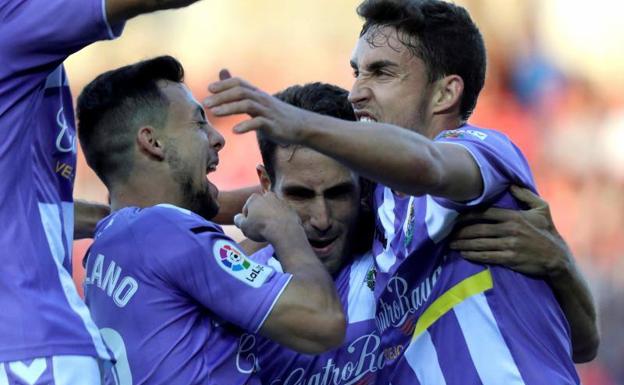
[358,0,486,121]
[258,82,356,184]
[77,55,184,187]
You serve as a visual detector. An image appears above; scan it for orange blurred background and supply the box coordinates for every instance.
[67,1,624,383]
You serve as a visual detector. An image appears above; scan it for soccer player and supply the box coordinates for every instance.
[77,56,345,385]
[0,0,203,382]
[205,1,596,383]
[232,83,597,384]
[239,83,379,384]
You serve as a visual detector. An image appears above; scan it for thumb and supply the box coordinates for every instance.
[234,213,245,229]
[510,185,546,210]
[219,69,232,81]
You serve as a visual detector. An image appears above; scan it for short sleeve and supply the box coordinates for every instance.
[0,0,125,80]
[149,210,292,333]
[433,127,537,211]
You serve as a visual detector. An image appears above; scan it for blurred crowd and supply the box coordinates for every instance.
[69,0,623,383]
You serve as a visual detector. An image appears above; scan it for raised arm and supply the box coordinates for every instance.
[211,185,261,225]
[204,76,483,201]
[449,186,599,362]
[74,199,111,239]
[236,192,345,354]
[106,0,203,25]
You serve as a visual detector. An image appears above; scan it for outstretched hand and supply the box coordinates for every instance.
[450,185,572,277]
[204,70,310,144]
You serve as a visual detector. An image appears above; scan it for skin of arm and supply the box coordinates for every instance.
[236,192,346,354]
[74,199,111,239]
[449,185,599,363]
[212,185,262,225]
[105,0,203,26]
[204,76,483,202]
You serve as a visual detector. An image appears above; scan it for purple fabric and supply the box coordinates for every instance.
[85,205,292,385]
[372,124,579,384]
[0,0,123,362]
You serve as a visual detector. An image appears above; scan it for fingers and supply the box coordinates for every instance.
[459,250,514,265]
[205,85,262,110]
[450,237,516,252]
[510,185,547,210]
[219,68,232,81]
[456,207,519,224]
[233,117,268,134]
[207,76,256,95]
[453,222,512,239]
[233,213,245,229]
[212,99,267,118]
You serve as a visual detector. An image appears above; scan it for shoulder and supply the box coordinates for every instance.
[127,204,224,252]
[436,125,513,147]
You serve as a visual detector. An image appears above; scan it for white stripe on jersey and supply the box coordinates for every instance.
[0,364,8,385]
[405,331,447,385]
[52,356,100,385]
[376,188,397,272]
[38,203,112,360]
[424,196,458,244]
[347,252,376,323]
[0,356,99,385]
[453,293,525,385]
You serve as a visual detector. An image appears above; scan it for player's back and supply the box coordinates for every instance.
[84,204,264,385]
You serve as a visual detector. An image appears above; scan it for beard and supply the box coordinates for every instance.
[179,176,219,220]
[165,145,219,220]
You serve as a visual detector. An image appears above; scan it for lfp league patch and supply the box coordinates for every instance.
[213,239,273,288]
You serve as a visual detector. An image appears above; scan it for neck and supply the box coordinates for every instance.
[109,173,185,212]
[427,113,464,139]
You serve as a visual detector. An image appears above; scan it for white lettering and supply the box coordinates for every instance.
[85,253,139,308]
[101,260,122,296]
[113,277,139,307]
[375,265,443,334]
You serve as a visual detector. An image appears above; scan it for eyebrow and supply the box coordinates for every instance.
[351,58,399,70]
[325,182,356,195]
[282,185,315,196]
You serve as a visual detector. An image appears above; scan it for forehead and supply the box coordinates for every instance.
[273,147,359,190]
[351,26,417,68]
[157,80,204,120]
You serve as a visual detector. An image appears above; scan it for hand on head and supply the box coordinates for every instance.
[204,70,310,144]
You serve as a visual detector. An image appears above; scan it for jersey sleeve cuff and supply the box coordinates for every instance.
[101,0,126,39]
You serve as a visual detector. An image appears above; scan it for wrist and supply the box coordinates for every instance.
[546,245,574,280]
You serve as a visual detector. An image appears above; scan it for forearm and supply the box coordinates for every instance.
[272,231,341,316]
[264,230,345,353]
[299,114,480,200]
[213,185,262,225]
[106,0,200,25]
[300,114,440,195]
[548,253,599,362]
[74,199,110,239]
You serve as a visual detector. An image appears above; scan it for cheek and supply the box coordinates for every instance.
[332,201,360,228]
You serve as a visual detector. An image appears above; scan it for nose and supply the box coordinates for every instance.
[210,126,225,152]
[348,78,371,109]
[309,198,332,234]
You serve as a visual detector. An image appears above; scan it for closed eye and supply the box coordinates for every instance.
[324,183,356,200]
[283,186,315,200]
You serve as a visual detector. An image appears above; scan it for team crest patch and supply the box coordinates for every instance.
[366,266,376,291]
[440,130,465,139]
[213,240,273,288]
[440,129,488,141]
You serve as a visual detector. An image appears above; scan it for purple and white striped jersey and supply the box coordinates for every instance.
[372,125,579,384]
[239,246,380,385]
[84,205,292,385]
[0,0,123,361]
